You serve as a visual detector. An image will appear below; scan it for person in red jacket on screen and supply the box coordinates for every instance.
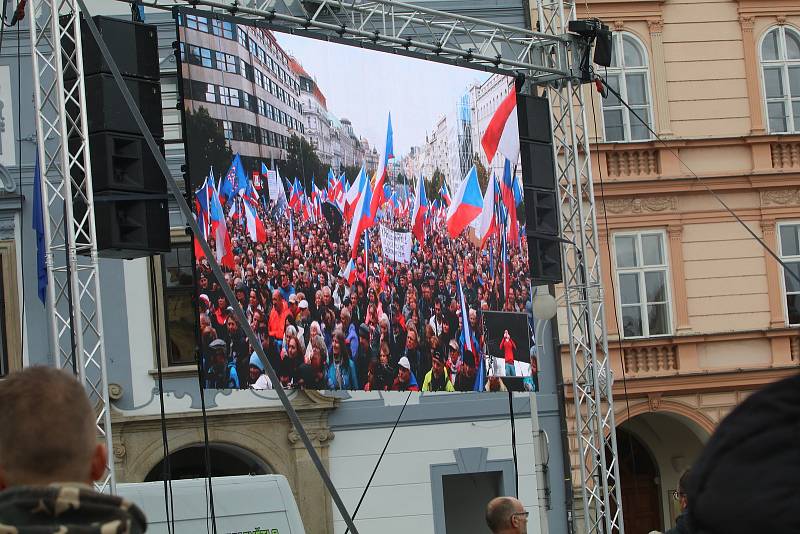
[499,329,517,377]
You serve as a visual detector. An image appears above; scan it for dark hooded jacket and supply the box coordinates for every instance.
[0,484,147,533]
[686,373,800,534]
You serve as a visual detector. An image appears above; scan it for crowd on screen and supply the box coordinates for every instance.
[196,184,538,393]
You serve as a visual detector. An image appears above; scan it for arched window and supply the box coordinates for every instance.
[761,26,800,133]
[601,33,653,142]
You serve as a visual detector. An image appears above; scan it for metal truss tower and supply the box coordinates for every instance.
[537,1,625,532]
[29,0,622,530]
[28,0,115,493]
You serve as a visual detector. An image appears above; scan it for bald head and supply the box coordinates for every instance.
[0,367,106,488]
[486,496,528,533]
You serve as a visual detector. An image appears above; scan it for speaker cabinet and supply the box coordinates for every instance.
[78,74,163,137]
[70,133,166,195]
[63,16,159,81]
[516,94,552,143]
[526,235,563,285]
[519,141,556,190]
[89,195,170,259]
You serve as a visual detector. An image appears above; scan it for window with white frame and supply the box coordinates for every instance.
[601,32,653,142]
[614,231,672,338]
[222,120,232,140]
[205,83,216,103]
[761,26,800,133]
[215,52,237,73]
[778,222,800,324]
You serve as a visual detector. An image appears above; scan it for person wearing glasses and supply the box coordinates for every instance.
[666,469,692,534]
[485,496,529,534]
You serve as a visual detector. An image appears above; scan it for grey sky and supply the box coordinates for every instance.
[275,32,491,159]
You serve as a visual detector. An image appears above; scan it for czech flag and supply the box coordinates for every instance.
[344,166,367,222]
[210,178,235,270]
[242,197,267,243]
[411,176,428,243]
[501,158,519,245]
[194,173,213,261]
[340,258,357,285]
[348,174,373,259]
[440,183,451,207]
[476,173,498,249]
[446,165,483,238]
[289,178,302,211]
[481,87,520,165]
[369,113,394,217]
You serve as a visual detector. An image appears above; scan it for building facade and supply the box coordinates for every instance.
[554,1,800,532]
[178,12,306,171]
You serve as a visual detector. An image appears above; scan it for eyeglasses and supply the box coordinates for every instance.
[511,512,530,520]
[671,490,685,501]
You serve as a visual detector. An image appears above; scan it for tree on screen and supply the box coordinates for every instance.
[474,153,489,195]
[284,134,325,192]
[425,168,445,202]
[184,107,233,188]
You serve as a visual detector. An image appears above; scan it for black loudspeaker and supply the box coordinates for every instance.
[81,74,163,137]
[516,93,552,143]
[593,26,613,67]
[517,92,563,285]
[71,133,166,194]
[66,15,168,260]
[520,141,556,189]
[527,238,563,284]
[91,196,171,258]
[63,16,159,81]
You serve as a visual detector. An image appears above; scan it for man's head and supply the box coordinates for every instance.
[486,496,528,534]
[0,367,107,489]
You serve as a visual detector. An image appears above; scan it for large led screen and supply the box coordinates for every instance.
[177,9,537,392]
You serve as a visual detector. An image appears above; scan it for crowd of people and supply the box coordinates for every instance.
[197,194,538,392]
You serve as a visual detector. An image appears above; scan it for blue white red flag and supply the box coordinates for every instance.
[446,165,483,238]
[411,175,428,243]
[369,113,393,216]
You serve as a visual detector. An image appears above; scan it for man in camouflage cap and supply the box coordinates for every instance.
[0,366,147,533]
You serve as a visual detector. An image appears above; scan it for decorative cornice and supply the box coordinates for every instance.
[739,15,755,31]
[760,188,800,207]
[600,195,677,215]
[288,428,334,446]
[647,392,662,412]
[647,18,664,34]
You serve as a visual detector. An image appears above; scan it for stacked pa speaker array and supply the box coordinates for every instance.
[516,93,563,285]
[65,16,169,259]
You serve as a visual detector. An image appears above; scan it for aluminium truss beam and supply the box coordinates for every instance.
[28,0,115,493]
[537,1,624,533]
[121,0,576,80]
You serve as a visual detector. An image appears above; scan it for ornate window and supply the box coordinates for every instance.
[613,231,672,338]
[601,33,653,142]
[761,26,800,133]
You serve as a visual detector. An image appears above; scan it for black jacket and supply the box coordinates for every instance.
[665,512,691,534]
[687,373,800,534]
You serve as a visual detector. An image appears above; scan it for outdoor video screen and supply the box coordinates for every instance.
[177,8,536,392]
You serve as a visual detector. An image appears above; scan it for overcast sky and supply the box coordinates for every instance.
[275,32,492,159]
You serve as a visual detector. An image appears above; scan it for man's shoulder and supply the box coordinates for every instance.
[0,484,147,533]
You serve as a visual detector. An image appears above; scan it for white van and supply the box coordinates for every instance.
[117,474,305,534]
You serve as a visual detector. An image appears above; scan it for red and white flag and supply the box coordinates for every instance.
[481,88,520,164]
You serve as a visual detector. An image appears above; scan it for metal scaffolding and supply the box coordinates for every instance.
[28,0,115,493]
[28,0,622,530]
[537,0,625,532]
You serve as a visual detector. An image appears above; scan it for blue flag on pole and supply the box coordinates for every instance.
[32,150,47,304]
